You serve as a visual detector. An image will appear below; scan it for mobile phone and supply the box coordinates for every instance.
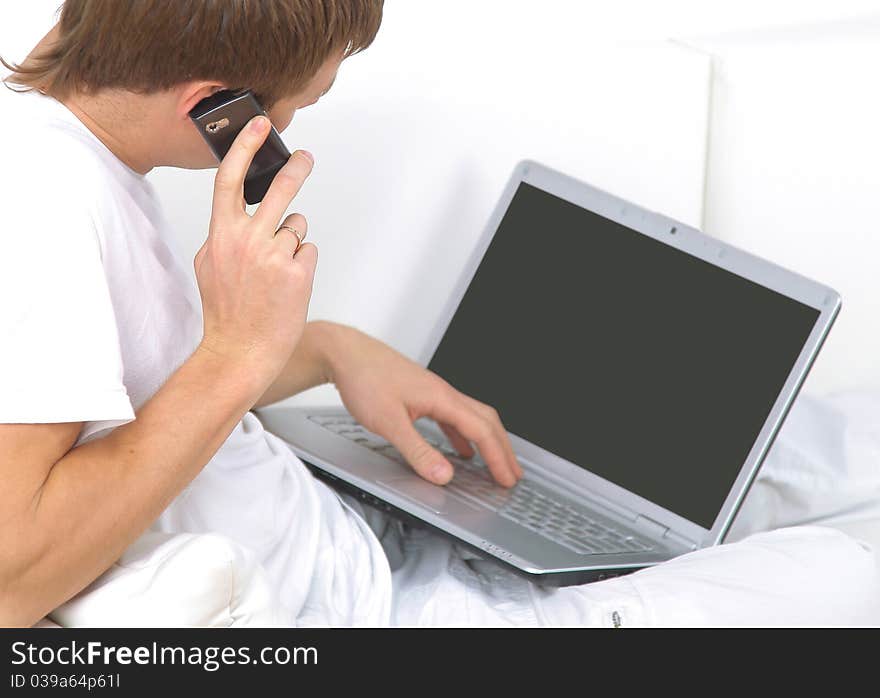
[189,89,291,205]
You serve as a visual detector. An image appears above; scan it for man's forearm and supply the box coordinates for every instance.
[252,320,342,408]
[3,344,265,627]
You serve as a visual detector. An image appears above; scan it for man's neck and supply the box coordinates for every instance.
[58,92,155,176]
[16,25,156,176]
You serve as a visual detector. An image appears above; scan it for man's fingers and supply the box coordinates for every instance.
[253,150,314,231]
[272,212,308,257]
[383,409,454,485]
[461,395,523,479]
[289,242,319,281]
[439,423,475,459]
[212,115,271,222]
[429,396,519,488]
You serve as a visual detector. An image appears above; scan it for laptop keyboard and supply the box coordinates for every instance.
[308,414,654,556]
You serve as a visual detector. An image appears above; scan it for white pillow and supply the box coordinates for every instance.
[728,389,880,548]
[50,531,289,627]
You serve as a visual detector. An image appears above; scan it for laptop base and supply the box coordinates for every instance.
[305,461,644,588]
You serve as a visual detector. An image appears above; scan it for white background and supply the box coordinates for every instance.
[3,1,879,405]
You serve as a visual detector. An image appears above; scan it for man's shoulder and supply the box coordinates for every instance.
[0,104,105,257]
[0,92,110,196]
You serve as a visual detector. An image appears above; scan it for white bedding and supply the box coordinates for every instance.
[51,389,880,627]
[727,389,880,548]
[339,388,880,626]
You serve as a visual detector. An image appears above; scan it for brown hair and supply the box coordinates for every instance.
[1,0,383,109]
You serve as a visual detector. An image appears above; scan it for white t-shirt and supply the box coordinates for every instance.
[0,87,391,625]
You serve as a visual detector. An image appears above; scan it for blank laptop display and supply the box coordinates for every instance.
[427,182,820,529]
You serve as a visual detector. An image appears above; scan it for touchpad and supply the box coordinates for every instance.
[378,477,453,515]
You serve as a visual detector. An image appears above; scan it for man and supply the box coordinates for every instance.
[1,1,877,627]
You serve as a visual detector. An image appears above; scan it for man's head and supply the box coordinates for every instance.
[2,0,383,171]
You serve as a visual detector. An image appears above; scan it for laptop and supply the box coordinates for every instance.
[256,159,840,586]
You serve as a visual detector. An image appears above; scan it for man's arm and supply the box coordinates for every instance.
[0,346,263,627]
[251,320,337,409]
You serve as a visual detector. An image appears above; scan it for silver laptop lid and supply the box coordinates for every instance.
[417,160,840,548]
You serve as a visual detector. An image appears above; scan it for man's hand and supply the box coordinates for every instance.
[320,324,524,488]
[195,115,318,388]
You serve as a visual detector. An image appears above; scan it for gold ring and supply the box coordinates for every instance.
[276,224,305,244]
[275,224,305,255]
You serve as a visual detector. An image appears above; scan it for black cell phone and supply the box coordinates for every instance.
[189,89,291,205]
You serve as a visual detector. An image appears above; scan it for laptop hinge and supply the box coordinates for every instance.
[636,515,698,551]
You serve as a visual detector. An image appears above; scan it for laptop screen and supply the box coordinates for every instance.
[427,181,820,529]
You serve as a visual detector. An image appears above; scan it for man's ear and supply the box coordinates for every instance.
[177,82,227,120]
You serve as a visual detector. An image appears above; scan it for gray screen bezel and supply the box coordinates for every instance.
[417,159,841,548]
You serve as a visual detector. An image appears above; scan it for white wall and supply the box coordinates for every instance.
[4,1,879,407]
[686,16,880,395]
[148,4,715,407]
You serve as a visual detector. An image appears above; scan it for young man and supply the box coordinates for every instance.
[1,1,877,627]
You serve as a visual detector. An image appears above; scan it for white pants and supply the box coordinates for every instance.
[340,495,880,627]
